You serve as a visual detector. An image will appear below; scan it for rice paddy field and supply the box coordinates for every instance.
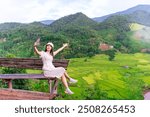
[56,53,150,100]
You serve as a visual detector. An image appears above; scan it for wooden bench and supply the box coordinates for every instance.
[0,58,69,100]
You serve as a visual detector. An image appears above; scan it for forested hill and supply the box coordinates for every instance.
[49,12,98,32]
[0,22,25,32]
[0,12,149,58]
[0,22,47,32]
[93,5,150,26]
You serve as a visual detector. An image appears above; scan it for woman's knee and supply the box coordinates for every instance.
[61,74,66,79]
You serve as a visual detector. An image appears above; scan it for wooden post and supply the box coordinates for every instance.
[8,79,12,89]
[48,79,52,94]
[52,79,58,95]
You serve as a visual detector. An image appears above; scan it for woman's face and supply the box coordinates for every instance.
[46,45,52,52]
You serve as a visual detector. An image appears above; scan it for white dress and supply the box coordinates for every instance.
[40,51,65,79]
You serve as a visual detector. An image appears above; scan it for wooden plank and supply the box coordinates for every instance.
[0,58,69,69]
[0,74,57,79]
[0,89,56,100]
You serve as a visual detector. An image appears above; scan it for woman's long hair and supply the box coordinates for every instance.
[45,45,54,56]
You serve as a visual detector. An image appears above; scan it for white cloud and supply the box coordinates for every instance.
[0,0,36,22]
[105,0,150,15]
[83,0,110,18]
[0,0,150,23]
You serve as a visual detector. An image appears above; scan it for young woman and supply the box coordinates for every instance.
[34,38,77,95]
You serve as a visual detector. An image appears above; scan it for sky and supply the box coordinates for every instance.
[0,0,150,23]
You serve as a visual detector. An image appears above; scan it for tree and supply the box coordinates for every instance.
[105,49,116,61]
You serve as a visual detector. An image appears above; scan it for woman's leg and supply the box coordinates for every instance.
[61,74,68,88]
[64,71,78,83]
[61,74,74,94]
[64,71,71,80]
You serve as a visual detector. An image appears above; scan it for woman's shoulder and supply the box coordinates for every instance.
[40,51,46,57]
[41,51,45,53]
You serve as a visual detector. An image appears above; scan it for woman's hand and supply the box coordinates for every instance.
[63,43,69,48]
[34,38,40,46]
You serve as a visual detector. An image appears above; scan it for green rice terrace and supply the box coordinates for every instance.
[1,53,149,100]
[63,53,150,100]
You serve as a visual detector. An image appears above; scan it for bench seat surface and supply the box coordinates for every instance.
[0,74,57,79]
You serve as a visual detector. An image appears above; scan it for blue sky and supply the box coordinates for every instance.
[0,0,150,23]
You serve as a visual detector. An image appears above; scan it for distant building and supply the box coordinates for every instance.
[99,43,113,51]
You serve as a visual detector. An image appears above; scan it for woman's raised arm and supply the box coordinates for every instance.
[53,43,68,56]
[34,38,42,56]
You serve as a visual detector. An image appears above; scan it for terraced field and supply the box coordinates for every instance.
[63,53,150,99]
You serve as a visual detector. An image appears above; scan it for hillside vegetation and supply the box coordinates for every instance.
[94,5,150,26]
[1,12,149,58]
[130,23,150,43]
[130,23,145,31]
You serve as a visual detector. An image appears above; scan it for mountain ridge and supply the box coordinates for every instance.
[93,4,150,22]
[49,12,98,32]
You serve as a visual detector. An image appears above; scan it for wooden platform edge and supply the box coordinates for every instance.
[0,88,57,100]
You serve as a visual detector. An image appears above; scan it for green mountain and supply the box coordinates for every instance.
[49,12,98,32]
[93,5,150,27]
[0,22,25,32]
[128,10,150,26]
